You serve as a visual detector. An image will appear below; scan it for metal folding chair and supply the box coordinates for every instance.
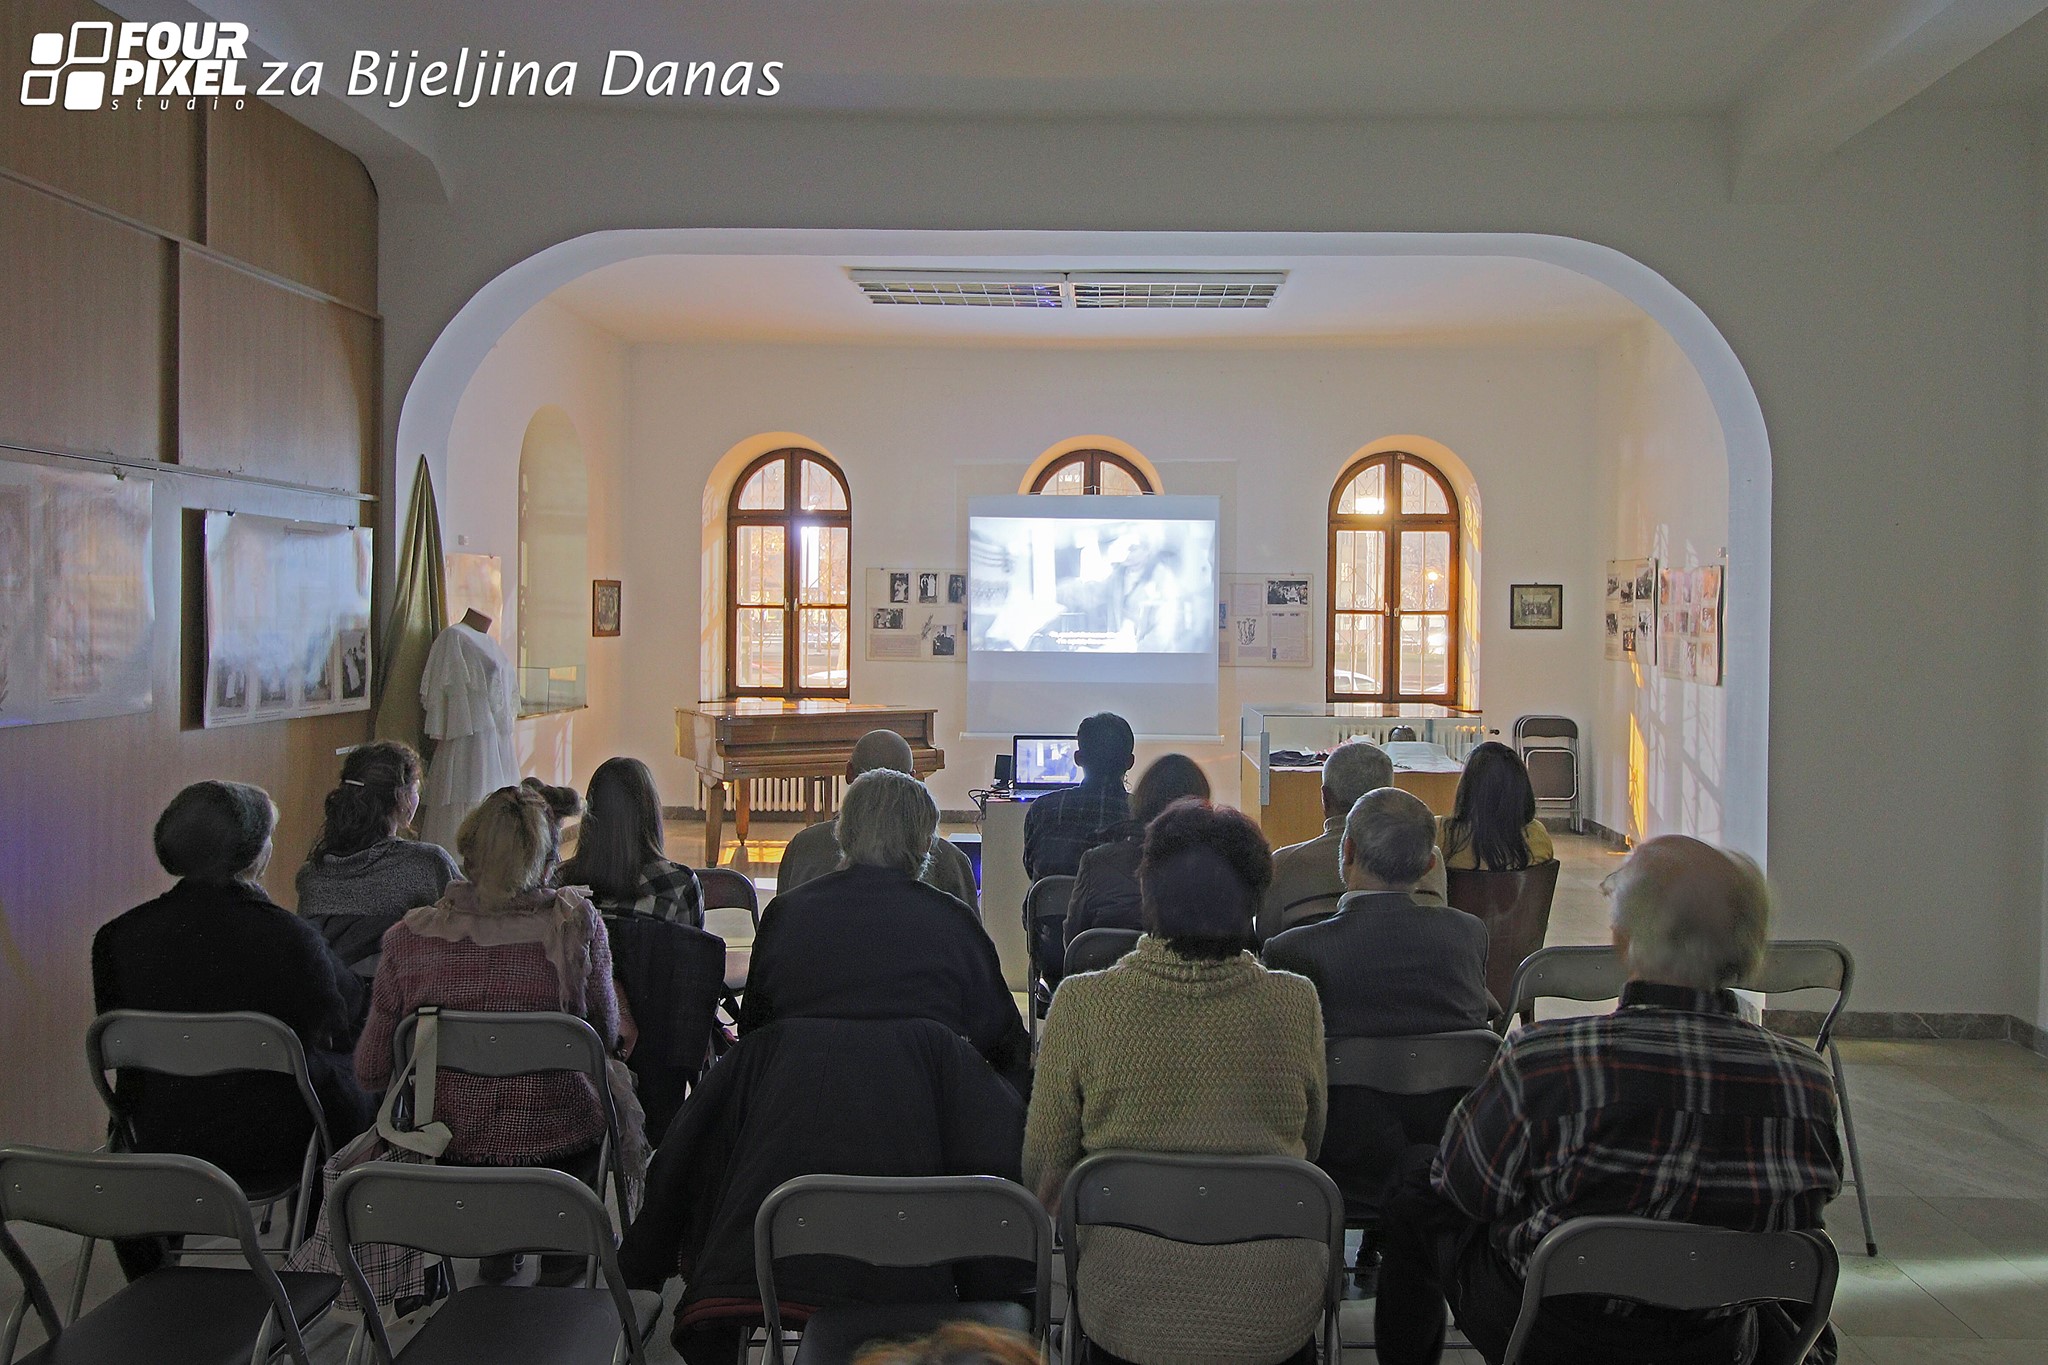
[698,866,761,1010]
[753,1175,1052,1365]
[1325,1030,1502,1096]
[0,1145,337,1365]
[332,1164,656,1365]
[389,1010,629,1220]
[1022,875,1075,1043]
[1058,1152,1344,1365]
[1061,928,1140,977]
[1500,1216,1838,1365]
[1512,715,1581,833]
[1506,941,1878,1256]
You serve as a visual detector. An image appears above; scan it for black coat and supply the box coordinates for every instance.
[618,1017,1026,1329]
[737,864,1028,1083]
[91,878,375,1190]
[603,912,727,1145]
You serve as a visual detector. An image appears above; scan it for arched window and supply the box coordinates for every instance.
[726,448,851,698]
[1328,451,1459,702]
[1030,449,1154,495]
[517,406,589,714]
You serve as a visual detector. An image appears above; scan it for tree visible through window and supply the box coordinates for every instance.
[726,449,850,698]
[1030,449,1153,495]
[1328,452,1459,702]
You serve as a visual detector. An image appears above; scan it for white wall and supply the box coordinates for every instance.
[1591,322,1731,844]
[442,298,626,790]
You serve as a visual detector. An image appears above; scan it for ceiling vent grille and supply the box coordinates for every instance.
[846,269,1286,309]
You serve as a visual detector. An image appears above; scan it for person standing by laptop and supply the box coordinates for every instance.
[1022,712,1135,879]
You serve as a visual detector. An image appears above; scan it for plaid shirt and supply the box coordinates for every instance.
[1435,981,1843,1274]
[585,858,702,927]
[1023,777,1131,879]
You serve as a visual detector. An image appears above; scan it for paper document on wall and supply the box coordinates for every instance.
[865,567,963,661]
[1220,573,1313,667]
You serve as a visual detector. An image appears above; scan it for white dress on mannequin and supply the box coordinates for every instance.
[418,621,519,851]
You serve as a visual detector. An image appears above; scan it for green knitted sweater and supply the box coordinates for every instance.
[1022,935,1328,1365]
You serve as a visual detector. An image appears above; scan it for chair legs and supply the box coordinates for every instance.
[1829,1042,1879,1257]
[64,1236,95,1322]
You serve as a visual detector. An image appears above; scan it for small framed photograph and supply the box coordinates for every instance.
[1510,583,1563,630]
[592,579,622,637]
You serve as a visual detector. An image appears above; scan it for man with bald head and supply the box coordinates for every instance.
[1258,738,1446,943]
[775,729,980,913]
[1372,835,1844,1365]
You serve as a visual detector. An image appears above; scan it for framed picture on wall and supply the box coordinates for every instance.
[1510,583,1563,629]
[592,579,622,637]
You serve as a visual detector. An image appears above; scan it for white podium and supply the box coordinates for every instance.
[978,796,1031,989]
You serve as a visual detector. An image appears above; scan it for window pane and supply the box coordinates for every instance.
[1332,613,1383,696]
[1401,461,1451,514]
[797,525,849,605]
[734,608,784,688]
[1398,614,1452,695]
[733,525,785,606]
[799,458,847,511]
[1334,529,1385,611]
[1038,461,1085,495]
[1098,462,1143,495]
[1337,463,1386,516]
[798,608,849,690]
[738,460,786,511]
[1399,531,1452,610]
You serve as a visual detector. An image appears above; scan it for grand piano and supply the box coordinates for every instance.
[676,700,945,865]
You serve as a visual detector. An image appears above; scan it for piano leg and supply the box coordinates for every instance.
[735,781,752,852]
[703,780,725,867]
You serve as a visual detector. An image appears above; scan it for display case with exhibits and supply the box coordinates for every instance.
[1239,702,1491,846]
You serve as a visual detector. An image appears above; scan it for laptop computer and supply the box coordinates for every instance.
[1012,734,1083,792]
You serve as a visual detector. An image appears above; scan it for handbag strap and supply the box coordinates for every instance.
[376,1006,452,1159]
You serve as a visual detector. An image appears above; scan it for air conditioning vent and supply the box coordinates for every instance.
[1069,272,1285,309]
[846,268,1286,309]
[848,270,1062,307]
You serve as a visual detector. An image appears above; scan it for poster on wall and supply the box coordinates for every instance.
[0,461,154,729]
[203,511,373,727]
[1219,573,1313,666]
[1656,563,1724,685]
[864,567,965,661]
[1603,558,1657,663]
[444,552,504,642]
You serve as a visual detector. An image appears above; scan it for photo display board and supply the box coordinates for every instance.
[203,511,372,727]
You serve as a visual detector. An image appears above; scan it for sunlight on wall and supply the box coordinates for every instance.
[517,406,589,714]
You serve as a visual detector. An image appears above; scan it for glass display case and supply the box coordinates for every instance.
[1239,703,1491,844]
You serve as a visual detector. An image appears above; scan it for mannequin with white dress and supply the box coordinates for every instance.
[418,609,519,851]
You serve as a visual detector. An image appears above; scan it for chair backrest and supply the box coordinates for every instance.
[1058,1152,1344,1364]
[697,866,760,928]
[1507,944,1625,1026]
[1741,941,1854,1048]
[1024,875,1075,930]
[1501,1216,1838,1365]
[1514,714,1578,743]
[602,914,728,1143]
[753,1175,1053,1362]
[332,1164,643,1365]
[1278,892,1343,934]
[0,1146,314,1364]
[1326,1030,1502,1095]
[1063,928,1141,976]
[87,1009,327,1144]
[1445,860,1562,1010]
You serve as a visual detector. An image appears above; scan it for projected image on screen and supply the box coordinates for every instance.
[969,517,1217,654]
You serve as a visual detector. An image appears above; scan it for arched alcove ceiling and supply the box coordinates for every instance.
[398,229,1770,858]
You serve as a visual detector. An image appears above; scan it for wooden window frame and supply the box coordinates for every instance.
[1029,449,1155,495]
[725,448,852,700]
[1327,451,1461,703]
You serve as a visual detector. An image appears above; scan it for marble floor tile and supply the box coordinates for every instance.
[1851,1340,2048,1364]
[1828,1256,1978,1339]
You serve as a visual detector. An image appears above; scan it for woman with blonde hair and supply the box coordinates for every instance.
[354,783,631,1284]
[852,1322,1041,1365]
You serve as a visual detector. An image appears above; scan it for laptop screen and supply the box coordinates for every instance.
[1012,734,1082,790]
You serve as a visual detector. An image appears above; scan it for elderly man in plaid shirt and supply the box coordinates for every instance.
[1373,836,1844,1365]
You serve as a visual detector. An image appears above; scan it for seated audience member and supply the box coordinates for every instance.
[740,769,1027,1081]
[559,756,701,924]
[355,784,632,1286]
[1024,801,1327,1365]
[1062,753,1210,948]
[1021,712,1134,880]
[93,781,375,1274]
[777,729,979,912]
[1260,739,1446,943]
[1263,788,1491,1262]
[852,1322,1041,1365]
[1372,836,1843,1365]
[1435,740,1554,872]
[297,741,461,918]
[521,775,582,873]
[621,1016,1026,1365]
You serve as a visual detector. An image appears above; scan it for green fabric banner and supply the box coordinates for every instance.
[372,457,447,753]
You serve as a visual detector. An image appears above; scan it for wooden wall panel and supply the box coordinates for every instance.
[0,178,173,460]
[0,0,201,237]
[178,252,377,493]
[206,98,378,311]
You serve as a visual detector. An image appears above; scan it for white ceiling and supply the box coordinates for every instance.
[544,253,1649,346]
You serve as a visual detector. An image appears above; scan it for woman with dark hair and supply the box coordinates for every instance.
[1435,740,1555,872]
[1061,754,1211,952]
[296,741,462,916]
[1023,801,1327,1365]
[559,757,700,925]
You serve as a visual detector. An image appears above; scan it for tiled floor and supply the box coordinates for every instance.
[10,827,2046,1362]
